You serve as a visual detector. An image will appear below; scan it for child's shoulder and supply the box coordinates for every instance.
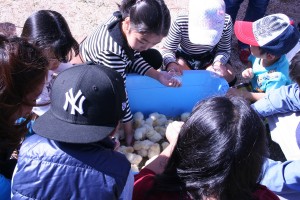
[174,15,188,23]
[274,55,289,67]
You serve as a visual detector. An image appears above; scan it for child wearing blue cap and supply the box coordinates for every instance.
[228,13,300,102]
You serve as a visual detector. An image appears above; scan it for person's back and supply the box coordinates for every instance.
[12,134,131,199]
[12,64,133,199]
[133,96,278,200]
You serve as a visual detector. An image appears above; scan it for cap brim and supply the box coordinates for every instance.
[234,21,259,46]
[33,110,114,144]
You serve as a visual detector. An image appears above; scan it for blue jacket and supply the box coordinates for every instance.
[252,84,300,197]
[262,159,300,192]
[11,134,133,199]
[251,83,300,117]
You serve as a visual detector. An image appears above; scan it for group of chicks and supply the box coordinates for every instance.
[117,111,190,172]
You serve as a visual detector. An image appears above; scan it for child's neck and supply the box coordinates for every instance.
[261,56,280,67]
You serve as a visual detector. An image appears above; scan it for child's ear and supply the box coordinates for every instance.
[266,53,276,61]
[122,17,131,33]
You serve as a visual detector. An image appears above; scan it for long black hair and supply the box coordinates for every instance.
[21,10,79,62]
[152,96,268,200]
[119,0,171,36]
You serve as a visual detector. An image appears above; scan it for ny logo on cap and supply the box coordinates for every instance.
[63,88,86,115]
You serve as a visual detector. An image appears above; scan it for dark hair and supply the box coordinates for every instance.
[152,96,268,200]
[0,35,48,160]
[119,0,171,36]
[258,47,268,56]
[21,10,79,62]
[289,51,300,85]
[0,22,17,37]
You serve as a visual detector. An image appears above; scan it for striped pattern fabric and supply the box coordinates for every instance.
[161,14,233,68]
[80,14,152,122]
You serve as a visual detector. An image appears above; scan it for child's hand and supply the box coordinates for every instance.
[166,62,183,75]
[208,62,227,77]
[158,71,182,87]
[166,121,184,145]
[242,68,254,79]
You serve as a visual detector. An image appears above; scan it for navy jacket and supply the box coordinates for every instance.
[11,134,132,199]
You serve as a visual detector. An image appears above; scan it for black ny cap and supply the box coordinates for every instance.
[33,63,126,143]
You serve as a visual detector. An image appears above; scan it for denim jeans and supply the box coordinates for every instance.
[224,0,270,49]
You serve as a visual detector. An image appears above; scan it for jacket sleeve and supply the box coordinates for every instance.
[261,158,300,192]
[119,171,134,200]
[251,83,300,117]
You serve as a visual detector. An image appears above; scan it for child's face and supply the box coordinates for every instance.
[126,29,164,52]
[43,49,62,71]
[11,80,45,122]
[250,45,267,59]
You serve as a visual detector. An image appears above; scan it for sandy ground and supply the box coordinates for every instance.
[0,0,299,82]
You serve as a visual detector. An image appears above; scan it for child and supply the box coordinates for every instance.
[224,0,270,64]
[161,0,236,85]
[21,10,79,116]
[0,35,48,200]
[77,0,181,146]
[228,13,300,102]
[12,64,133,199]
[252,52,300,117]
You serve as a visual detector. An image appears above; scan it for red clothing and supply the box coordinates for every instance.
[134,168,279,200]
[133,168,185,200]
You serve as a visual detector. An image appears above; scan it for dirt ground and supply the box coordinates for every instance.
[0,0,299,82]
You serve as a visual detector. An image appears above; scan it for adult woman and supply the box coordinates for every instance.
[134,96,278,200]
[0,36,48,199]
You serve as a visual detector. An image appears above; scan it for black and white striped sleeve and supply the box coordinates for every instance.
[161,16,184,69]
[214,14,233,65]
[79,23,134,123]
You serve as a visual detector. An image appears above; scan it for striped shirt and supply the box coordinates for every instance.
[80,12,152,123]
[161,14,233,68]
